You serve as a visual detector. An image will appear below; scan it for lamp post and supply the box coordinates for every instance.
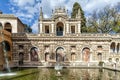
[0,31,11,72]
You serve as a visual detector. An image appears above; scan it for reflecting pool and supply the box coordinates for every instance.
[0,68,120,80]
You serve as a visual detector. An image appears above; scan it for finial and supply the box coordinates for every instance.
[52,9,53,13]
[39,7,43,20]
[40,7,42,12]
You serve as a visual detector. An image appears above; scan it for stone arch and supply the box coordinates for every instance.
[45,25,49,34]
[110,42,115,53]
[97,45,102,50]
[56,47,65,62]
[30,47,39,61]
[3,41,11,52]
[45,52,50,61]
[71,25,75,34]
[19,52,24,65]
[4,22,12,33]
[116,58,119,62]
[56,22,64,36]
[82,47,90,62]
[108,58,112,62]
[97,53,102,61]
[0,22,3,30]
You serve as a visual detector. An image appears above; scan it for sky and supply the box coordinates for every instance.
[0,0,119,33]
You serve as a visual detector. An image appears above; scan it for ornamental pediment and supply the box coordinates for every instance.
[53,15,68,20]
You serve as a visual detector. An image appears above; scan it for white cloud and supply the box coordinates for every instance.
[11,0,35,7]
[9,0,120,33]
[44,14,49,18]
[84,0,120,13]
[31,20,38,33]
[40,0,119,18]
[9,0,41,33]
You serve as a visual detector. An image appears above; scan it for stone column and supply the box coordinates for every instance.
[51,23,54,33]
[81,53,83,62]
[90,53,92,62]
[77,21,81,33]
[116,43,120,53]
[66,23,69,33]
[118,43,120,53]
[40,23,43,33]
[115,43,117,53]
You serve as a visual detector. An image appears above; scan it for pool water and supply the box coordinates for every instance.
[0,68,120,80]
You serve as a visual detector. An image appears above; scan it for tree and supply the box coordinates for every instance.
[71,2,87,33]
[113,2,120,33]
[87,5,120,33]
[24,24,32,33]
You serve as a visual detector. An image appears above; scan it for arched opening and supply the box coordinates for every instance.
[0,42,3,53]
[2,41,11,52]
[19,52,24,65]
[56,47,65,62]
[19,45,24,50]
[117,43,120,53]
[97,46,102,50]
[30,47,39,61]
[1,41,11,63]
[82,47,90,62]
[4,22,12,33]
[97,53,102,61]
[45,25,49,34]
[116,58,119,63]
[50,52,55,60]
[110,42,115,53]
[71,53,76,61]
[71,26,75,34]
[56,22,64,36]
[108,58,112,62]
[0,42,4,69]
[45,52,50,61]
[0,23,3,30]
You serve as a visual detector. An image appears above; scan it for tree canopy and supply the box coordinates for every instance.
[24,24,32,33]
[87,4,120,33]
[71,2,87,33]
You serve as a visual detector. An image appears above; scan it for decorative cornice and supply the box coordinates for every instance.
[12,33,120,42]
[0,14,17,19]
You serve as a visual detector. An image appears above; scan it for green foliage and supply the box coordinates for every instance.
[71,2,80,18]
[86,26,98,33]
[71,2,87,33]
[24,24,32,33]
[87,4,120,33]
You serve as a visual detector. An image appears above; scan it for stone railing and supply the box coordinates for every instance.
[12,33,120,41]
[80,33,110,37]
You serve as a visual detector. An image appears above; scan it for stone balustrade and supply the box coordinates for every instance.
[12,33,120,38]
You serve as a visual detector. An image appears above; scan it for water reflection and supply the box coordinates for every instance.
[2,68,120,80]
[37,68,120,80]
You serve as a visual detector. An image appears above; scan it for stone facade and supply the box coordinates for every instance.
[0,30,12,70]
[0,12,25,70]
[1,7,120,67]
[0,13,25,33]
[11,7,120,66]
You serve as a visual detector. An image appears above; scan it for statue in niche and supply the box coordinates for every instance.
[83,48,90,62]
[30,47,39,61]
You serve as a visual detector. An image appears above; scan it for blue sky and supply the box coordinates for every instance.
[0,0,119,33]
